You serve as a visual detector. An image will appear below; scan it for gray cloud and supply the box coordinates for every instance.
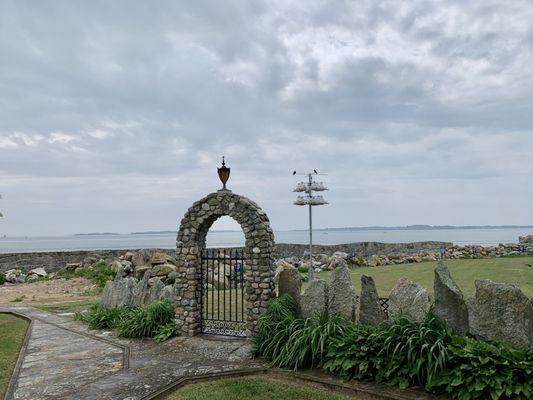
[1,0,532,235]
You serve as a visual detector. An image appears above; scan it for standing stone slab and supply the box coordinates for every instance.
[301,279,328,318]
[278,267,302,305]
[358,275,386,326]
[328,262,357,321]
[388,277,430,323]
[433,262,469,335]
[467,280,533,347]
[101,275,137,308]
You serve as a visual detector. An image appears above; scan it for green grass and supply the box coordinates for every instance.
[0,314,29,398]
[312,256,533,298]
[35,300,99,314]
[164,376,357,400]
[57,261,115,290]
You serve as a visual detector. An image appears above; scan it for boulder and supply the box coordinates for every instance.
[208,272,230,290]
[433,262,469,335]
[108,260,122,274]
[5,269,22,284]
[120,260,134,275]
[274,260,294,284]
[278,267,302,305]
[328,262,357,321]
[150,252,177,266]
[388,278,430,323]
[301,279,328,318]
[123,251,134,262]
[152,263,176,277]
[166,271,179,284]
[467,280,533,347]
[134,265,151,280]
[131,251,147,268]
[28,267,47,277]
[65,262,81,271]
[358,275,387,326]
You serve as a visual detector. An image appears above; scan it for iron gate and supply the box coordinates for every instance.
[200,248,246,337]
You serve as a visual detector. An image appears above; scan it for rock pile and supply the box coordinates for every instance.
[2,267,48,284]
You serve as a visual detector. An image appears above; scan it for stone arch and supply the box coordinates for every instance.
[175,190,276,336]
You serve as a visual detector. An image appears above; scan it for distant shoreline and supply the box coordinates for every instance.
[105,225,533,236]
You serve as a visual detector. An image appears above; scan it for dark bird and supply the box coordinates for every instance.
[292,171,296,175]
[313,169,318,174]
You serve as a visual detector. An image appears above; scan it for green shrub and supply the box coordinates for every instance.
[429,336,533,400]
[323,317,453,389]
[76,304,131,329]
[252,295,350,370]
[0,272,5,285]
[255,297,533,400]
[77,299,177,342]
[58,261,115,289]
[154,322,178,343]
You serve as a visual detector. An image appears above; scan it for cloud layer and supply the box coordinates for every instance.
[1,0,532,235]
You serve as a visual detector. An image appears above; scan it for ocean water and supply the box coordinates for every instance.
[1,227,532,253]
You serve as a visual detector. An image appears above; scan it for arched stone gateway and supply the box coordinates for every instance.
[175,190,276,337]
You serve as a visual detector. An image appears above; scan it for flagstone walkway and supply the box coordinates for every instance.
[1,307,263,400]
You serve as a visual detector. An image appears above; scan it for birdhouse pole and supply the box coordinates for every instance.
[293,171,328,282]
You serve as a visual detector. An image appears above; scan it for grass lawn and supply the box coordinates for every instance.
[312,256,533,298]
[164,376,357,400]
[0,314,29,398]
[35,299,99,314]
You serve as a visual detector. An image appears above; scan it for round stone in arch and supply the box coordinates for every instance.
[175,190,276,336]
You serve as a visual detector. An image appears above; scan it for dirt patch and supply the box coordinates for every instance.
[0,278,99,306]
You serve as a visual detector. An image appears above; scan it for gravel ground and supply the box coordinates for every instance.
[0,277,98,306]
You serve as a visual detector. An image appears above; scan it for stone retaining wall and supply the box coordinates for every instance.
[0,241,451,273]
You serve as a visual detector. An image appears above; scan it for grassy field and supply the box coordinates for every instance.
[312,256,533,298]
[0,314,29,398]
[164,376,357,400]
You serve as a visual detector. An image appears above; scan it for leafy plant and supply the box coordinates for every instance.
[154,322,177,343]
[58,261,115,289]
[429,336,533,400]
[252,295,349,370]
[0,272,5,285]
[254,297,533,400]
[77,299,177,342]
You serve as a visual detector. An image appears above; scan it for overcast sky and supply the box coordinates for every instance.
[1,0,533,236]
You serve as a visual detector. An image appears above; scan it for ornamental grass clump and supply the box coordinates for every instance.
[252,294,350,370]
[77,299,177,342]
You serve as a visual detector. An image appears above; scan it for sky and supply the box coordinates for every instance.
[1,0,533,236]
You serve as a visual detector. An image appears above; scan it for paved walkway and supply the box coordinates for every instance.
[1,307,263,400]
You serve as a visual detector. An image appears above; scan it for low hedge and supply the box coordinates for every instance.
[252,295,533,400]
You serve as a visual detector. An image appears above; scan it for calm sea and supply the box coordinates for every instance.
[1,228,533,253]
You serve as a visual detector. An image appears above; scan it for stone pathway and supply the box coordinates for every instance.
[1,307,263,400]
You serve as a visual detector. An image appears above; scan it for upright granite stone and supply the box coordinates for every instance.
[388,277,430,322]
[358,275,387,326]
[101,274,137,308]
[467,280,533,347]
[300,279,328,318]
[328,262,357,321]
[433,262,469,335]
[278,267,302,305]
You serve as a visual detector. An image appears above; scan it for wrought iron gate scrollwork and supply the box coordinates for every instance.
[200,248,246,337]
